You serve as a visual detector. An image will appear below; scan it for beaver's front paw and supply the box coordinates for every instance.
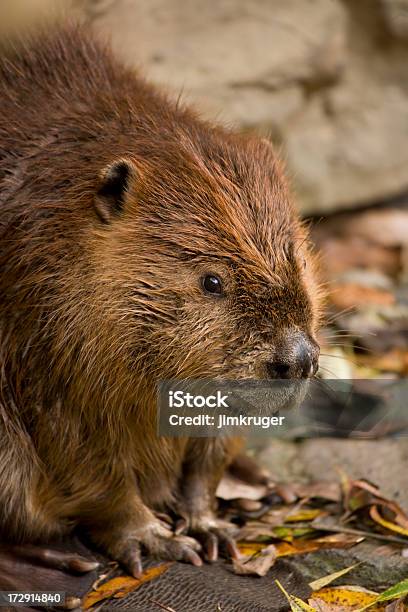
[101,519,203,578]
[176,514,240,562]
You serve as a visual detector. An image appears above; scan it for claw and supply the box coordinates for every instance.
[174,518,188,536]
[63,596,82,610]
[117,541,143,578]
[9,546,99,574]
[186,517,240,562]
[204,532,218,562]
[128,556,143,579]
[223,535,241,560]
[182,547,203,567]
[102,521,203,574]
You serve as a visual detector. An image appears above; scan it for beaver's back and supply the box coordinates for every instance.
[0,22,195,210]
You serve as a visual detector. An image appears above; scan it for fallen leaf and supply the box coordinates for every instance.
[309,563,361,591]
[238,522,309,543]
[233,544,277,576]
[370,505,408,538]
[273,526,316,541]
[278,533,362,557]
[292,482,342,503]
[237,541,265,556]
[83,564,172,609]
[276,579,316,611]
[312,586,379,610]
[275,483,299,504]
[285,509,328,523]
[354,349,408,375]
[261,506,298,526]
[368,578,408,606]
[329,283,395,310]
[385,598,406,612]
[216,474,267,501]
[314,235,401,278]
[309,597,346,611]
[238,532,361,560]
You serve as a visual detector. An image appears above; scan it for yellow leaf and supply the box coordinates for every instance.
[285,509,327,523]
[370,505,408,538]
[275,579,316,612]
[313,586,381,610]
[239,532,361,560]
[238,542,265,556]
[83,563,172,609]
[309,563,361,591]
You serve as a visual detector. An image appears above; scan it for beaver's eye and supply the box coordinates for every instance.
[202,274,223,296]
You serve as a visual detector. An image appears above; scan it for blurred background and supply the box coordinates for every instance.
[1,0,408,529]
[1,0,408,380]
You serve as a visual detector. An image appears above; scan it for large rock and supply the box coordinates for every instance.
[257,437,408,511]
[76,0,408,214]
[4,0,408,214]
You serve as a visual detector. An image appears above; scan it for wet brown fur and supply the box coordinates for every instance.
[0,22,322,562]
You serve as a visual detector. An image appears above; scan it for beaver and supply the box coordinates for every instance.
[0,22,321,578]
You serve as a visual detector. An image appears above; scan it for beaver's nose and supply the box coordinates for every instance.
[265,334,319,380]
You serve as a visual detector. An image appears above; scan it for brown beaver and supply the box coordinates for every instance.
[0,22,321,578]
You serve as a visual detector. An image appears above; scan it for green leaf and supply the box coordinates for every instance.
[357,577,408,611]
[376,578,408,602]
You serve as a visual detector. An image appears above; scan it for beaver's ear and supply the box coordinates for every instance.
[94,158,136,224]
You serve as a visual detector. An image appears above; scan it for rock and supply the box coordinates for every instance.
[2,0,408,214]
[75,0,408,214]
[257,438,408,511]
[286,80,408,213]
[288,543,408,590]
[380,0,408,40]
[3,0,408,214]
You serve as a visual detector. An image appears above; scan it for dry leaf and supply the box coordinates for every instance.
[309,597,345,611]
[275,580,316,611]
[355,349,408,375]
[238,531,361,560]
[216,474,267,501]
[83,564,171,609]
[292,481,341,503]
[233,544,277,576]
[235,498,263,512]
[309,563,361,591]
[275,533,362,557]
[385,598,406,612]
[370,505,408,538]
[312,586,380,610]
[261,506,297,526]
[285,509,328,523]
[329,283,395,310]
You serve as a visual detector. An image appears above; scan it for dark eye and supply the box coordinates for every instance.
[202,274,223,296]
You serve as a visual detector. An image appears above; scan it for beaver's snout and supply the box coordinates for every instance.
[264,331,319,380]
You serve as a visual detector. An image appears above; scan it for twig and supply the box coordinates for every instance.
[149,598,177,612]
[314,522,408,546]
